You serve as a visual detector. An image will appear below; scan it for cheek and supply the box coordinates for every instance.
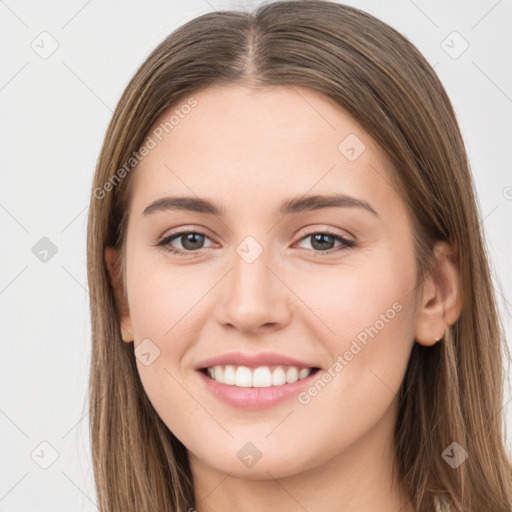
[286,259,416,449]
[291,252,414,334]
[125,247,200,382]
[127,250,208,342]
[126,256,208,433]
[289,248,417,386]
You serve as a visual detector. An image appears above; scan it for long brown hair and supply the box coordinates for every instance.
[86,1,512,510]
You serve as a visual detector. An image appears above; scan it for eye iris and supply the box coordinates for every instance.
[181,232,204,250]
[311,233,335,251]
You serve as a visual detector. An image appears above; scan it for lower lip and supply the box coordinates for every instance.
[196,369,319,409]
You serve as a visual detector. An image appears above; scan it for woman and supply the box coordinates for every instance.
[86,1,512,510]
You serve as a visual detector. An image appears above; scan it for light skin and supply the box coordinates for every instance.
[105,84,462,512]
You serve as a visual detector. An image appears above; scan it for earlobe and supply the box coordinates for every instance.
[104,246,134,343]
[414,241,462,347]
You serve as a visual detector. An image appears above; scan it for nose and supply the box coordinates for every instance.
[215,243,292,335]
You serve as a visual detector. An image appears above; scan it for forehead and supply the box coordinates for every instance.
[130,84,403,219]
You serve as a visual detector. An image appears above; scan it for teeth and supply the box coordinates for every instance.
[235,366,253,387]
[205,365,314,387]
[224,365,236,385]
[298,368,311,380]
[286,366,299,384]
[272,366,286,386]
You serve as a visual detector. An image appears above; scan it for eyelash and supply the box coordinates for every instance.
[156,229,356,256]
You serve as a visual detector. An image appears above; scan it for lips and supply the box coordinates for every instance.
[194,350,322,371]
[196,364,321,409]
[194,351,323,409]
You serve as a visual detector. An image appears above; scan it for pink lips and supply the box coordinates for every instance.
[194,350,322,409]
[194,350,319,370]
[197,368,319,409]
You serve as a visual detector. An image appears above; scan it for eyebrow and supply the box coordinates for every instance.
[142,193,379,218]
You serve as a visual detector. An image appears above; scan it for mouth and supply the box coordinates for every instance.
[199,365,321,388]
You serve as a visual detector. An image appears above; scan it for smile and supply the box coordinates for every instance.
[197,365,322,409]
[202,365,320,387]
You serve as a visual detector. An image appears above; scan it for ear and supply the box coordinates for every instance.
[414,241,462,346]
[104,246,133,342]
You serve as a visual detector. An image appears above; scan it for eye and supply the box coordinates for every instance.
[156,228,356,256]
[295,230,355,254]
[157,230,214,256]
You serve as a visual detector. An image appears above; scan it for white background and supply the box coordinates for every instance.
[0,0,511,510]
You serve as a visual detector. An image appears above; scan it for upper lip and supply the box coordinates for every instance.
[195,351,321,370]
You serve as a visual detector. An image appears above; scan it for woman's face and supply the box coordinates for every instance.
[111,84,423,479]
